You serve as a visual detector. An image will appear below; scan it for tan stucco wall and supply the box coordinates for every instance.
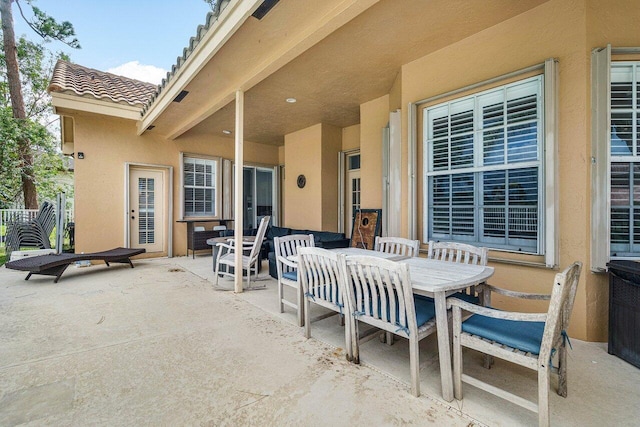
[284,124,323,230]
[342,124,360,151]
[283,123,342,231]
[396,0,624,341]
[71,112,278,257]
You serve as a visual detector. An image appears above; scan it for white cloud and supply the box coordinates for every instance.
[106,61,167,84]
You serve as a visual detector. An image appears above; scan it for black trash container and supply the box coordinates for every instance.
[606,260,640,368]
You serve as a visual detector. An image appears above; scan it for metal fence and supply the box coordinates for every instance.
[0,209,74,246]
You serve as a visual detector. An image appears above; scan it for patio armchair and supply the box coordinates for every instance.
[213,216,270,289]
[274,233,315,326]
[427,241,489,304]
[340,254,437,397]
[448,261,582,427]
[298,247,353,361]
[373,236,421,345]
[374,236,420,257]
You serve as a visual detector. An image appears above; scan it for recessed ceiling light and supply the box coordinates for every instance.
[222,129,232,135]
[285,97,297,103]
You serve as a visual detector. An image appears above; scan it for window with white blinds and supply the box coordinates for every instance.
[610,63,640,256]
[183,156,217,217]
[424,76,543,253]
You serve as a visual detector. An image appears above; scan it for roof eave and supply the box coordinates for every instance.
[52,92,143,121]
[137,0,263,136]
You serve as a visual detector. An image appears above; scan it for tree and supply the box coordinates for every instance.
[0,0,78,208]
[0,36,70,208]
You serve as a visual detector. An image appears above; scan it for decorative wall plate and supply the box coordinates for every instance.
[297,174,306,188]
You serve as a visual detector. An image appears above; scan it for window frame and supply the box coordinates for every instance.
[591,47,640,270]
[423,76,544,253]
[179,152,222,220]
[412,59,558,267]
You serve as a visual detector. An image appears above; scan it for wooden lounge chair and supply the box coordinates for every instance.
[4,247,146,283]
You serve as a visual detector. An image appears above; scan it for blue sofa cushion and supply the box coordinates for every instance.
[462,315,545,355]
[267,226,291,240]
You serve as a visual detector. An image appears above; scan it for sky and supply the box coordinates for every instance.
[13,0,214,84]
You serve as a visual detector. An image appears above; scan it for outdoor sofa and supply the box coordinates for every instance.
[264,226,350,278]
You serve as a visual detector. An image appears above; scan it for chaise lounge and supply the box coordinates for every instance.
[4,247,146,283]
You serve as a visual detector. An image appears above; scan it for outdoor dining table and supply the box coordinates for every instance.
[328,247,495,402]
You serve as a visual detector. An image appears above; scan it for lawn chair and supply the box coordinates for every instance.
[341,254,437,397]
[427,241,488,304]
[298,247,353,361]
[374,236,420,257]
[213,216,270,289]
[274,233,315,326]
[448,261,582,427]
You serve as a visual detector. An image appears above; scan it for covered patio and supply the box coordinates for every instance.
[1,257,637,426]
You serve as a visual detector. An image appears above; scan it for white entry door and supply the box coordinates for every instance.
[129,168,164,253]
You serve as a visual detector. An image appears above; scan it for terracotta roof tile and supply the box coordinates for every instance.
[48,60,157,108]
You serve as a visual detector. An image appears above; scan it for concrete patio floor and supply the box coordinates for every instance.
[1,255,639,426]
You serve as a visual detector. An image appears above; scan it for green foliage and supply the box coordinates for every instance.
[0,35,71,208]
[18,0,80,48]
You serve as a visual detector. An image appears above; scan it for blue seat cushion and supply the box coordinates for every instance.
[413,296,436,328]
[416,292,479,304]
[282,271,297,281]
[450,291,480,304]
[371,294,435,330]
[462,315,545,355]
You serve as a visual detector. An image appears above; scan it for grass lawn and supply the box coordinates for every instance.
[0,247,6,266]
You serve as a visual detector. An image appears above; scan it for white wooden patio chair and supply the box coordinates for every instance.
[374,236,420,345]
[274,233,315,326]
[340,254,438,397]
[374,236,420,257]
[213,216,270,289]
[427,240,488,303]
[448,261,582,427]
[298,247,353,361]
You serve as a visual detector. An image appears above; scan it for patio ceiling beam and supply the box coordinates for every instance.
[164,0,380,141]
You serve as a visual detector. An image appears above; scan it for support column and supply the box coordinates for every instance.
[234,90,244,293]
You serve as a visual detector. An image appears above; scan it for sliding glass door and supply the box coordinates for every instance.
[243,166,275,229]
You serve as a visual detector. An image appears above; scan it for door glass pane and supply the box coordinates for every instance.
[243,168,255,229]
[256,169,273,224]
[348,154,361,170]
[351,177,361,216]
[138,177,155,244]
